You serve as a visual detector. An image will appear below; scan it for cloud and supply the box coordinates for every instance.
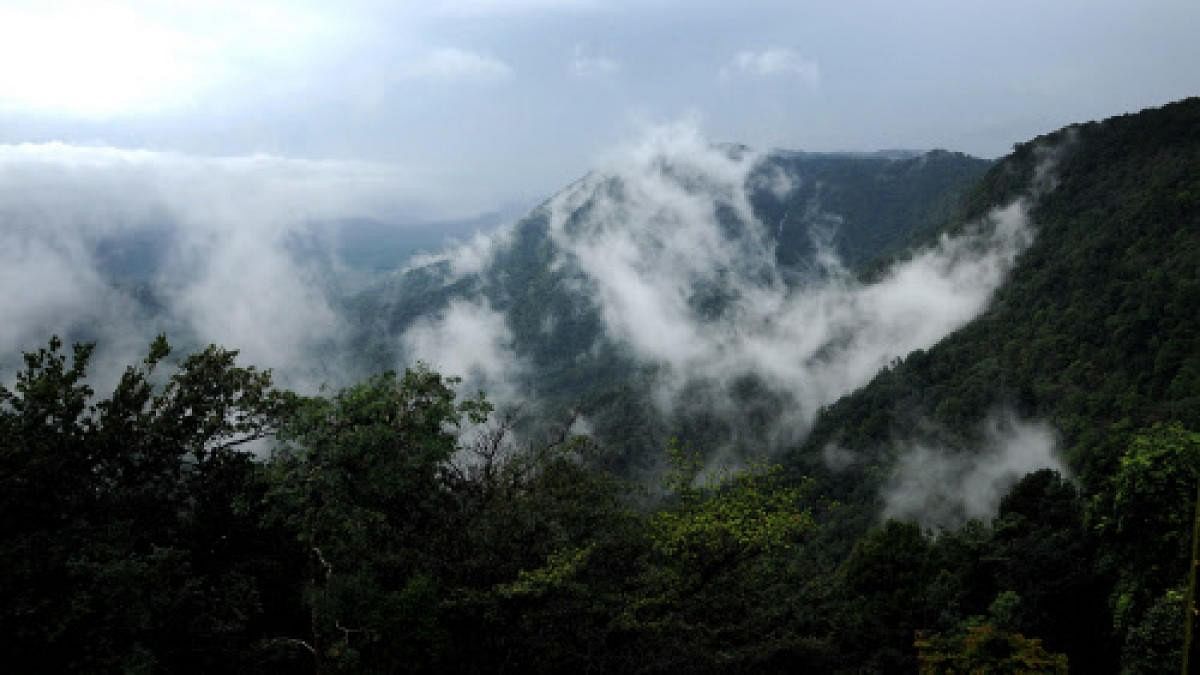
[402,298,527,407]
[822,443,858,472]
[881,412,1067,529]
[0,116,1041,458]
[0,233,145,383]
[404,226,512,281]
[538,121,1035,443]
[570,45,619,78]
[398,48,514,83]
[720,48,820,87]
[400,119,1052,457]
[0,142,442,392]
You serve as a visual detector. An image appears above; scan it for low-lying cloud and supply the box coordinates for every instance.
[2,122,1056,469]
[881,412,1066,529]
[402,298,528,406]
[0,142,442,391]
[553,122,1035,439]
[401,120,1053,457]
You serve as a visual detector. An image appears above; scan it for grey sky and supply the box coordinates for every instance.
[1,0,1198,219]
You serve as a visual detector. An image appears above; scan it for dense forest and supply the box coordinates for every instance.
[2,98,1199,673]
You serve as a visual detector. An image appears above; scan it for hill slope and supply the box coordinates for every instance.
[783,97,1200,670]
[351,140,994,471]
[793,96,1200,501]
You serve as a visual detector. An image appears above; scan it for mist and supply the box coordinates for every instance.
[403,121,1049,452]
[3,122,1049,460]
[0,142,449,392]
[880,412,1066,529]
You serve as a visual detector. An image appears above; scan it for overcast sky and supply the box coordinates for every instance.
[1,0,1198,219]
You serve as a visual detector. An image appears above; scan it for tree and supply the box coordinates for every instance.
[839,520,933,673]
[0,336,300,672]
[989,469,1111,670]
[915,622,1068,674]
[267,367,488,673]
[1094,422,1200,671]
[616,441,818,672]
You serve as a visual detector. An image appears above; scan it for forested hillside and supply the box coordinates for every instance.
[788,96,1200,671]
[350,146,993,474]
[2,99,1199,673]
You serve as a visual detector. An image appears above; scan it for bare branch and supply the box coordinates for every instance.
[263,637,317,657]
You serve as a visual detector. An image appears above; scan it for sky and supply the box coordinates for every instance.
[0,0,1198,219]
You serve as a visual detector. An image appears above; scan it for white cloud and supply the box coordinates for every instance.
[570,45,619,78]
[721,47,820,87]
[532,121,1037,446]
[0,142,445,391]
[398,118,1052,453]
[402,298,527,406]
[881,413,1067,529]
[404,226,512,281]
[398,48,514,83]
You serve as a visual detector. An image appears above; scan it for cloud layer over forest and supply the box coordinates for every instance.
[2,125,1060,525]
[405,122,1044,454]
[881,412,1066,529]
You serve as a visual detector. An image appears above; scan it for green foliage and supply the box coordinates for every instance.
[1090,422,1200,667]
[0,335,302,673]
[267,367,477,673]
[1100,422,1200,578]
[5,98,1200,673]
[916,622,1069,674]
[838,520,934,672]
[649,442,813,564]
[790,97,1200,673]
[602,444,824,673]
[1121,587,1186,675]
[497,544,596,598]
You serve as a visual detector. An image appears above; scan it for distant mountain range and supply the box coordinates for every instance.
[346,144,994,472]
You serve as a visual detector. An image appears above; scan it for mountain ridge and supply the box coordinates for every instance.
[349,144,996,472]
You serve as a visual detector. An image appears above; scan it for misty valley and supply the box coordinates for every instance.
[3,68,1200,675]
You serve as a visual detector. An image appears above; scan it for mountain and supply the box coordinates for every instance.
[782,96,1200,670]
[793,96,1200,504]
[0,208,519,389]
[349,144,993,471]
[337,101,1200,668]
[91,212,517,287]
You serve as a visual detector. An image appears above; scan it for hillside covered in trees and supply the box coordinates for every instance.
[3,98,1200,673]
[345,146,993,475]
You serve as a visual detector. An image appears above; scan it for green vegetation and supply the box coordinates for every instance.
[0,337,823,672]
[783,96,1200,670]
[3,335,1196,673]
[3,98,1200,671]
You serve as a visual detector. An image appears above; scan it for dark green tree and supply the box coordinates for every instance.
[267,367,487,673]
[0,336,301,673]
